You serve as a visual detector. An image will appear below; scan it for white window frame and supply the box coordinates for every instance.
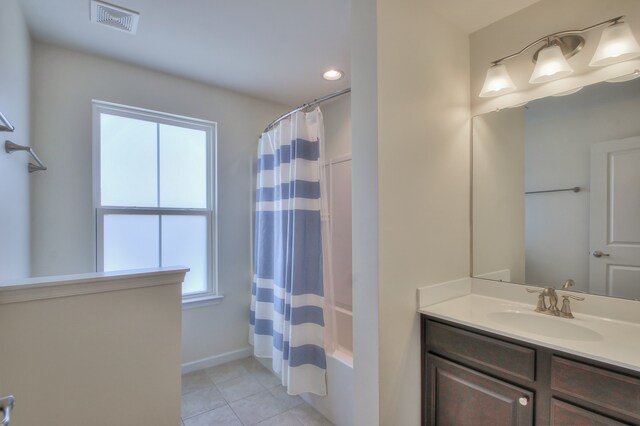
[92,100,218,303]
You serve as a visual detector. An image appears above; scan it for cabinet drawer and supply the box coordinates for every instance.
[551,357,640,422]
[551,399,629,426]
[425,320,536,382]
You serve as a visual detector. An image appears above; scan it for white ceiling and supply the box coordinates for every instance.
[19,0,351,106]
[18,0,539,107]
[428,0,541,34]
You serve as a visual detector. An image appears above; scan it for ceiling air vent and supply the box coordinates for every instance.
[90,0,140,34]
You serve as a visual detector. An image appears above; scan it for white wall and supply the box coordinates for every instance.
[470,0,640,115]
[524,78,640,290]
[0,0,31,280]
[376,3,470,424]
[351,0,471,424]
[351,0,380,424]
[473,107,525,282]
[29,42,287,366]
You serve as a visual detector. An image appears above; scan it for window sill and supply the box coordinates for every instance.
[182,295,224,310]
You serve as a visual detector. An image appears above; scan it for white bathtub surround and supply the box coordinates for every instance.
[253,350,352,426]
[300,350,354,426]
[0,267,187,426]
[417,277,640,373]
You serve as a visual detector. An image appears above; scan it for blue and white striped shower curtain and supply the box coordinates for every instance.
[250,107,328,396]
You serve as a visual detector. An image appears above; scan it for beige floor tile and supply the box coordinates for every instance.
[183,405,242,426]
[206,361,250,384]
[216,374,266,402]
[181,385,227,419]
[256,411,304,426]
[240,356,269,373]
[268,386,304,409]
[288,404,334,426]
[228,390,287,425]
[240,356,281,388]
[249,365,281,388]
[183,361,333,426]
[182,370,214,395]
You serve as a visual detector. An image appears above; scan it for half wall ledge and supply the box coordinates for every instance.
[0,266,189,304]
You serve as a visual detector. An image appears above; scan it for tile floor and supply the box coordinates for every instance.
[181,356,334,426]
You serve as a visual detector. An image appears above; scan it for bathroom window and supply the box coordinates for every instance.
[92,101,217,302]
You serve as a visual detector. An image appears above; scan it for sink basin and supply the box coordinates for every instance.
[487,311,603,342]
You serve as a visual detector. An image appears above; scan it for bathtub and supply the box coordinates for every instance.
[304,155,354,426]
[301,347,354,426]
[255,343,354,426]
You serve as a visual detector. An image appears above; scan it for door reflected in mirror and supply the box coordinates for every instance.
[472,76,640,300]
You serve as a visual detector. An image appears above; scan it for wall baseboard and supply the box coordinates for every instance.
[182,347,253,374]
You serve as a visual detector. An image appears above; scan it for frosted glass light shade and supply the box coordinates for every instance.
[479,64,516,97]
[590,22,640,67]
[529,45,574,84]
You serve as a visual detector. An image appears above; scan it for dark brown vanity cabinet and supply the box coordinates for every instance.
[421,315,640,426]
[427,354,534,425]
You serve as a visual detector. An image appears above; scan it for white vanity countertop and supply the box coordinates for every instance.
[417,277,640,373]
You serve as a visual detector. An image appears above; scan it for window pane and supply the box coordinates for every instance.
[101,114,158,207]
[159,124,207,208]
[103,214,160,271]
[161,215,208,295]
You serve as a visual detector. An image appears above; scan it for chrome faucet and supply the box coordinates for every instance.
[527,282,584,319]
[559,294,584,318]
[527,287,560,316]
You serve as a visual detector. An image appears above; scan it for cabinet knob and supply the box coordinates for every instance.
[518,397,528,406]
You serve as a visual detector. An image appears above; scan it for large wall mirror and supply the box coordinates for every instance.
[472,76,640,300]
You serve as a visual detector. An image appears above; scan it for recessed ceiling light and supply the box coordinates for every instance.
[323,69,343,81]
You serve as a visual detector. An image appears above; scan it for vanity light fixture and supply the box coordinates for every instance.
[606,69,640,83]
[590,21,640,67]
[479,64,516,97]
[480,16,640,97]
[529,44,574,84]
[322,69,343,81]
[551,86,584,97]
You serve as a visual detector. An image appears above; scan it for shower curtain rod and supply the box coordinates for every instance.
[262,87,351,134]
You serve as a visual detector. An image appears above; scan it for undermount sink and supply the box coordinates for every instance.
[487,311,603,342]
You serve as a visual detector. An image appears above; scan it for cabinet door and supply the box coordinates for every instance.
[426,354,533,426]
